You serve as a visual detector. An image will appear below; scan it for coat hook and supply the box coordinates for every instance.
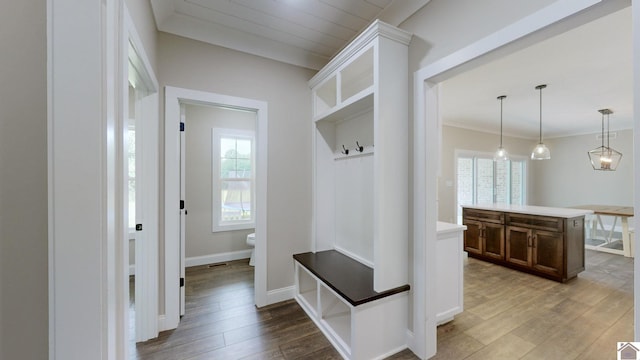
[355,141,364,152]
[342,145,349,155]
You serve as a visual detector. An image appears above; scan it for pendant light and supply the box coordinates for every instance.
[531,84,551,160]
[494,95,509,161]
[588,109,622,171]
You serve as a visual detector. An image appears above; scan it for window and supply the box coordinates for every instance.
[212,129,255,232]
[456,153,526,223]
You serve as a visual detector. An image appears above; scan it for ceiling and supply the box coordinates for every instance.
[150,0,430,70]
[149,1,632,139]
[441,6,633,140]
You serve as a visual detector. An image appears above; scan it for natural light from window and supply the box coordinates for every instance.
[456,154,526,224]
[212,129,255,231]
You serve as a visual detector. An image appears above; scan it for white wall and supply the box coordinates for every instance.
[530,129,634,207]
[0,2,48,359]
[184,103,255,258]
[439,125,536,222]
[158,32,316,292]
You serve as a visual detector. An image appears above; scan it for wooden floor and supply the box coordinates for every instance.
[131,249,633,359]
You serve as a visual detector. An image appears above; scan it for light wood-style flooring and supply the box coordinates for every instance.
[131,249,633,359]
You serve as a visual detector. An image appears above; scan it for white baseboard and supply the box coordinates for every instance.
[185,249,252,267]
[405,330,416,357]
[266,285,295,305]
[157,315,168,332]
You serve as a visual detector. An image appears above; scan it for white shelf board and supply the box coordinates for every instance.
[314,89,373,123]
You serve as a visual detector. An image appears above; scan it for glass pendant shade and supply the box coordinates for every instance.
[588,146,622,170]
[531,84,550,160]
[494,95,509,161]
[588,109,622,171]
[531,143,551,160]
[494,146,509,161]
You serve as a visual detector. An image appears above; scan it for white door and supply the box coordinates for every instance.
[179,104,187,316]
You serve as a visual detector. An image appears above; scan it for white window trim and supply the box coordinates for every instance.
[211,128,256,232]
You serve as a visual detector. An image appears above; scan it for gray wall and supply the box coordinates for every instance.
[184,103,255,258]
[529,129,634,207]
[158,32,316,292]
[0,1,48,359]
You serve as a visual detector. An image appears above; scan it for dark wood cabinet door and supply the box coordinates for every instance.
[532,230,563,277]
[506,226,532,267]
[463,220,483,254]
[483,223,505,260]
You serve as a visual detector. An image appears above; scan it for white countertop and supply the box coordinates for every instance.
[437,221,466,234]
[462,204,593,218]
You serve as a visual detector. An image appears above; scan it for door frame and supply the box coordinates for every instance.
[164,86,268,330]
[410,0,633,358]
[123,5,160,342]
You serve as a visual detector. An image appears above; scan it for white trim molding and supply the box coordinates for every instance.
[266,286,295,305]
[48,0,127,358]
[633,0,640,341]
[185,250,252,268]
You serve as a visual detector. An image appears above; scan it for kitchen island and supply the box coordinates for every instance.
[462,204,593,282]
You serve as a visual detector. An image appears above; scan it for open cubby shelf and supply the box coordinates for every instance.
[294,251,410,360]
[294,250,410,306]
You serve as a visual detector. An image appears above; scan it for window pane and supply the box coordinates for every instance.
[457,158,473,223]
[220,138,236,159]
[457,158,473,205]
[220,180,252,222]
[476,158,494,204]
[236,139,251,159]
[494,161,509,204]
[220,136,252,178]
[511,161,524,205]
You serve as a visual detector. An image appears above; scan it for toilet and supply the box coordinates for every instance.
[246,233,255,266]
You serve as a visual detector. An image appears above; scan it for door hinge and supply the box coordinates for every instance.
[180,277,185,287]
[180,200,185,210]
[135,224,143,231]
[180,122,185,132]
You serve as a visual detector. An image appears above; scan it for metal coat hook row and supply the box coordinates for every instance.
[355,141,364,152]
[342,145,349,155]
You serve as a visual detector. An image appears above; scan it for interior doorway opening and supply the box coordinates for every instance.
[180,102,257,317]
[164,87,269,332]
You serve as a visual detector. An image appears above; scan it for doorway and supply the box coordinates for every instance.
[412,1,637,358]
[164,87,269,331]
[181,102,257,316]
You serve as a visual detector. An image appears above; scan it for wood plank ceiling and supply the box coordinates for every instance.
[150,0,427,70]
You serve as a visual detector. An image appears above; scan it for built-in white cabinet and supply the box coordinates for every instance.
[295,19,412,360]
[294,252,409,360]
[436,222,466,325]
[310,19,412,292]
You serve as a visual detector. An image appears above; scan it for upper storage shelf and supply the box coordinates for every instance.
[310,20,412,123]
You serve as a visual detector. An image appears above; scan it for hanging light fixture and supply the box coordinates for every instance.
[588,109,622,171]
[494,95,509,161]
[531,84,551,160]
